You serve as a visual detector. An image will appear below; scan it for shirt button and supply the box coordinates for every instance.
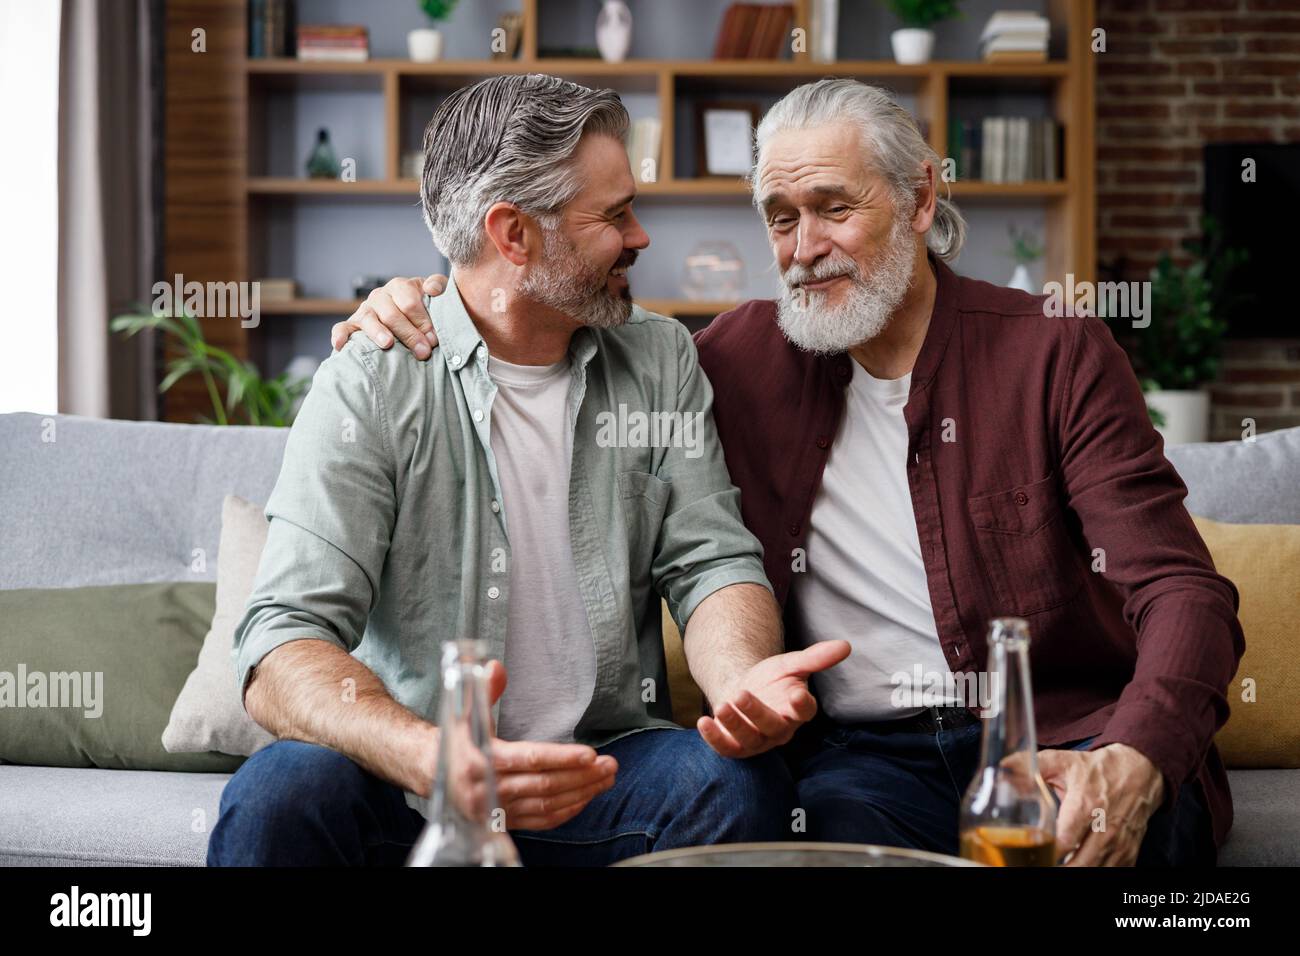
[788,523,800,536]
[487,586,500,600]
[451,353,462,367]
[473,409,484,422]
[815,436,830,449]
[490,499,500,513]
[1015,492,1029,506]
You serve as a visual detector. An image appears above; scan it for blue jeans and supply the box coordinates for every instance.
[207,728,796,866]
[788,717,1216,866]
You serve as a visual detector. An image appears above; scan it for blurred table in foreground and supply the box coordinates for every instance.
[614,841,983,867]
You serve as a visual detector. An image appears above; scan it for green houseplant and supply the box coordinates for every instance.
[111,307,309,426]
[1103,217,1245,443]
[1005,225,1043,292]
[409,0,459,62]
[883,0,963,63]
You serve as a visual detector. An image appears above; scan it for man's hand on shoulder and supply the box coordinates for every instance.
[331,274,447,358]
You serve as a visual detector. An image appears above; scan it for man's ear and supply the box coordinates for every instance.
[911,160,938,235]
[482,201,534,267]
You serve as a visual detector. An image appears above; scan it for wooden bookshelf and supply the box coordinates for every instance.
[163,0,1097,421]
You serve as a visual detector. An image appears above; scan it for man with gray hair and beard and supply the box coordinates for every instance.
[342,77,1244,867]
[210,73,851,866]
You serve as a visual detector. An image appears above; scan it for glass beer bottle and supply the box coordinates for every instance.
[959,618,1057,866]
[407,639,520,867]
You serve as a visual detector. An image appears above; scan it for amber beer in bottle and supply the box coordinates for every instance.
[959,618,1057,867]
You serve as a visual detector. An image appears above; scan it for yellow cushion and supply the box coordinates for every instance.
[1193,515,1300,769]
[661,601,705,727]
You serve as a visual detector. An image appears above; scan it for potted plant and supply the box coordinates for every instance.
[1103,218,1245,445]
[1005,225,1042,293]
[112,307,310,426]
[409,0,459,63]
[883,0,962,64]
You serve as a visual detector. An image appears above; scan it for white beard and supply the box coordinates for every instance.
[519,226,633,330]
[775,216,917,355]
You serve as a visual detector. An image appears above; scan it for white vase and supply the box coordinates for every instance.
[596,0,632,63]
[1146,389,1210,446]
[407,28,443,63]
[891,28,935,64]
[1008,263,1036,293]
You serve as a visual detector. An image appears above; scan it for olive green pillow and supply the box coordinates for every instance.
[0,582,245,772]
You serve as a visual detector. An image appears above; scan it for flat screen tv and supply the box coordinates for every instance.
[1203,143,1300,338]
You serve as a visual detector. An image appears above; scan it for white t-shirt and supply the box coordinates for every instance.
[789,362,956,722]
[486,355,596,743]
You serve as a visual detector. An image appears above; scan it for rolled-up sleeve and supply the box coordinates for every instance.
[652,324,772,632]
[232,342,399,698]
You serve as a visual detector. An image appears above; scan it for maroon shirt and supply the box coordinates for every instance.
[694,255,1244,849]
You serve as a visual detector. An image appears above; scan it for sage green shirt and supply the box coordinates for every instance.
[233,274,770,810]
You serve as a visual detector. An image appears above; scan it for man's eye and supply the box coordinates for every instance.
[826,205,848,215]
[769,216,795,228]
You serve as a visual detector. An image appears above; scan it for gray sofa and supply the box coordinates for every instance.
[1,411,1296,865]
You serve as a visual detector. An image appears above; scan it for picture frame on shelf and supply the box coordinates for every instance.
[694,101,761,178]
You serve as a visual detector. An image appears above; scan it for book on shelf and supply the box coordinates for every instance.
[256,278,298,302]
[713,3,794,59]
[980,9,1050,62]
[248,0,295,58]
[296,24,369,62]
[954,116,1061,184]
[626,118,663,185]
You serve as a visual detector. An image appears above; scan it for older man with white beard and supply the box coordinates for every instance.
[335,77,1243,867]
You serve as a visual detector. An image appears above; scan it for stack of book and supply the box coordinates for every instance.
[948,117,1062,183]
[626,118,663,184]
[980,10,1050,62]
[247,0,294,58]
[713,4,795,59]
[296,24,369,63]
[256,278,298,302]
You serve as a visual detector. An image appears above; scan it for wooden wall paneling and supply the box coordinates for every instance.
[163,0,247,421]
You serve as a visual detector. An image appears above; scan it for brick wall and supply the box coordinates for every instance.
[1095,0,1300,439]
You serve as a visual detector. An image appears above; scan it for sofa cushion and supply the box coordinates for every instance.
[1193,515,1300,769]
[1165,426,1300,524]
[163,496,277,757]
[0,582,243,772]
[0,765,230,866]
[1219,770,1300,866]
[0,413,288,590]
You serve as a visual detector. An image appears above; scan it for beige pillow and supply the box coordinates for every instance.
[162,495,276,756]
[1192,514,1300,769]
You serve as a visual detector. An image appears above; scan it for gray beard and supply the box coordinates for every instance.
[775,217,917,355]
[520,227,633,330]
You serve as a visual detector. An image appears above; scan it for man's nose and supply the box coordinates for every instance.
[626,210,650,250]
[793,216,831,266]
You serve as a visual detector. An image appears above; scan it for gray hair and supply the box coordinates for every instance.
[419,73,629,265]
[752,78,966,262]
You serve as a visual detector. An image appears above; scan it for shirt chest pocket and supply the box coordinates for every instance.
[616,471,672,580]
[967,471,1084,616]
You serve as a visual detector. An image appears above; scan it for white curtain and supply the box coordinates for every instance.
[57,0,157,419]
